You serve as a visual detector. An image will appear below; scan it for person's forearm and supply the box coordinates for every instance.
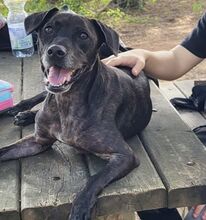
[143,45,203,81]
[102,45,203,80]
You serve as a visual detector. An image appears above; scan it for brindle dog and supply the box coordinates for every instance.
[0,8,152,220]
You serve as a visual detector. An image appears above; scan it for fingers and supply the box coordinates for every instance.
[102,54,145,76]
[132,59,145,76]
[192,205,206,219]
[102,55,122,67]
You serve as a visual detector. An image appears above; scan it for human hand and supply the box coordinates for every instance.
[102,49,147,76]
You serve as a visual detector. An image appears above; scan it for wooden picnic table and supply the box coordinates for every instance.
[0,52,206,220]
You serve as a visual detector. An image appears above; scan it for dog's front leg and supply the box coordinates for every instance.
[68,136,139,220]
[0,134,52,162]
[6,91,47,116]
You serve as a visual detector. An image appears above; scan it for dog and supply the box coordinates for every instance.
[0,8,152,220]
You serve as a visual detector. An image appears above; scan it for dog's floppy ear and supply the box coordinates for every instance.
[25,7,59,35]
[91,20,119,56]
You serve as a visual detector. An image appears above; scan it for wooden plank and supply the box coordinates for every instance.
[21,54,89,220]
[87,135,166,217]
[0,162,20,220]
[22,54,44,102]
[21,143,89,220]
[0,52,22,220]
[97,212,139,220]
[140,82,206,208]
[160,82,206,129]
[174,80,194,98]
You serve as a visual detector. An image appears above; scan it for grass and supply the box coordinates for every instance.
[192,1,204,13]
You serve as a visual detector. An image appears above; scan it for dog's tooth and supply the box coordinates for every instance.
[50,84,63,88]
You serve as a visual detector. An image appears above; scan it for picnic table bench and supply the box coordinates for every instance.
[0,52,206,220]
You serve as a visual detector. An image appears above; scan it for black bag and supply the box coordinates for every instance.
[170,82,206,145]
[193,125,206,146]
[0,24,11,51]
[170,83,206,112]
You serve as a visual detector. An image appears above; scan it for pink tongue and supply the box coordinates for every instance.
[48,66,71,86]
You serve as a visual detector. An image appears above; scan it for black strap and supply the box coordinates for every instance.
[170,97,197,110]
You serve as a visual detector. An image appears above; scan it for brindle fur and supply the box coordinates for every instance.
[0,8,152,220]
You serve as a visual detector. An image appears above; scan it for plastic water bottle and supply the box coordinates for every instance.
[3,0,34,57]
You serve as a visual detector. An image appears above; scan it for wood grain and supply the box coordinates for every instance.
[0,52,21,220]
[140,82,206,208]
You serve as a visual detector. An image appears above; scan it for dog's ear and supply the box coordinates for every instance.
[91,20,119,56]
[25,8,59,35]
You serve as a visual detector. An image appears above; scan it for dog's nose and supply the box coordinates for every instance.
[47,45,67,58]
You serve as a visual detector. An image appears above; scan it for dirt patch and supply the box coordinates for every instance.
[117,0,206,80]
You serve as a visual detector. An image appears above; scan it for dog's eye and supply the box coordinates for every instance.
[79,32,88,40]
[44,26,53,34]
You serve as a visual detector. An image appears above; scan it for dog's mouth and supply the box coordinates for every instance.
[45,66,79,93]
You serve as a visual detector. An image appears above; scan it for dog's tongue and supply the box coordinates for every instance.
[48,66,72,86]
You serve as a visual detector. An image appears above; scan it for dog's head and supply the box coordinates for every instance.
[25,8,119,94]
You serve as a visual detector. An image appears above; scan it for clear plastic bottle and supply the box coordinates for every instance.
[3,0,34,57]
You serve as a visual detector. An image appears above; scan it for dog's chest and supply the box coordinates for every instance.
[55,114,89,146]
[49,97,92,146]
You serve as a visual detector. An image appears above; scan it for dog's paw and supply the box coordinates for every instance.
[5,106,22,116]
[14,111,35,126]
[6,99,32,116]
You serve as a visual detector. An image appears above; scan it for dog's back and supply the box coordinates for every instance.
[97,64,152,139]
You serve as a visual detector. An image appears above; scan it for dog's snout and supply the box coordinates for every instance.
[47,45,67,58]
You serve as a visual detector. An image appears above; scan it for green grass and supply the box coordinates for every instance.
[192,1,204,13]
[0,0,159,26]
[0,0,129,26]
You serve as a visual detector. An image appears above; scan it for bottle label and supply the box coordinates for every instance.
[8,22,33,50]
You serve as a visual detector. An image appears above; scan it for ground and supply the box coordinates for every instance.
[116,0,206,81]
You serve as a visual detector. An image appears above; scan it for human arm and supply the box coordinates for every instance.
[102,45,203,81]
[103,12,206,81]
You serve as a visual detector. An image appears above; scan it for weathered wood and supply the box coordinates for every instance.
[174,80,193,98]
[21,54,89,220]
[140,82,206,208]
[0,162,20,220]
[0,52,22,220]
[160,82,206,129]
[97,212,139,220]
[21,143,89,220]
[161,81,206,218]
[22,54,44,102]
[87,135,166,217]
